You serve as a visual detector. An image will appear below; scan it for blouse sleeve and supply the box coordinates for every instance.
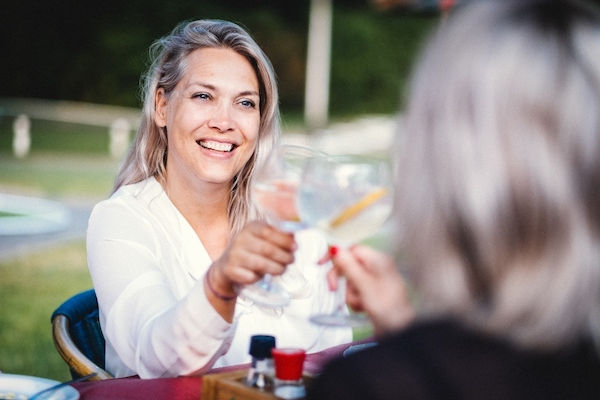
[87,198,235,378]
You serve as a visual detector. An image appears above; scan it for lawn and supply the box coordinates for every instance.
[0,118,117,380]
[0,240,92,381]
[0,153,119,199]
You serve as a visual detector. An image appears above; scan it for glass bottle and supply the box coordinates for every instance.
[246,335,276,390]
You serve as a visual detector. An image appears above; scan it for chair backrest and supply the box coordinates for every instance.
[51,289,113,380]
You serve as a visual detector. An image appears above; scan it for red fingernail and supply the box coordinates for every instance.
[328,280,336,291]
[329,245,339,257]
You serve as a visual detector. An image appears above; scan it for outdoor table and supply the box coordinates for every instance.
[70,340,367,399]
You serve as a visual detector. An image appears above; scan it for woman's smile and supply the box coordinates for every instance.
[197,139,237,153]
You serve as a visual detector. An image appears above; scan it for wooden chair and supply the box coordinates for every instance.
[51,289,113,380]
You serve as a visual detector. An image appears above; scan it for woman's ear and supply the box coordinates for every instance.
[154,88,167,128]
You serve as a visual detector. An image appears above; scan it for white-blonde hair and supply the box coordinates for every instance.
[397,0,600,351]
[114,19,280,234]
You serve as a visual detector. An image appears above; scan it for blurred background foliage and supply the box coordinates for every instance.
[1,0,438,118]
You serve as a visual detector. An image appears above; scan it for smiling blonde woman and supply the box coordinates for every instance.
[87,20,351,379]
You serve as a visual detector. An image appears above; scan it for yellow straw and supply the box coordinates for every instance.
[330,187,388,228]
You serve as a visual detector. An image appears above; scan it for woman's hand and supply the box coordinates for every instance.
[328,245,414,336]
[208,220,297,300]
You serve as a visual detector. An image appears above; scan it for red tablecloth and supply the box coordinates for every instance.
[71,340,367,400]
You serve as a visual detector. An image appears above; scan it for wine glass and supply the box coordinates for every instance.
[297,154,393,326]
[240,144,325,307]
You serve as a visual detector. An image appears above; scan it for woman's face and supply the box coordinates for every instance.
[155,47,261,189]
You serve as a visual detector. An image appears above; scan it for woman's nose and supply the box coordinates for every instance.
[208,103,235,132]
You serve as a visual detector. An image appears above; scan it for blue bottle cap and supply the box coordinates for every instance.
[249,335,276,359]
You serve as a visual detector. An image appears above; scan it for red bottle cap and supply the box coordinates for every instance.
[271,348,306,381]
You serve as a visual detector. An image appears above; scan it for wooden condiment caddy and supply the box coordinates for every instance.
[202,369,314,400]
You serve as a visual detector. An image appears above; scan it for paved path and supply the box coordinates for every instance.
[0,115,398,262]
[0,198,96,261]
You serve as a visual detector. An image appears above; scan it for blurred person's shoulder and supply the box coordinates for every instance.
[308,318,600,400]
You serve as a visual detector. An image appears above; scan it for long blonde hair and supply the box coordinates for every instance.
[397,0,600,350]
[114,19,280,234]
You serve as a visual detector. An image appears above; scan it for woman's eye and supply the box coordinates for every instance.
[239,99,256,109]
[192,92,210,100]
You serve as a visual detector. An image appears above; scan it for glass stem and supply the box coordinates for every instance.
[260,273,273,291]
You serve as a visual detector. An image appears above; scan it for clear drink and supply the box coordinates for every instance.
[297,154,392,326]
[253,180,304,232]
[240,144,325,307]
[298,187,391,246]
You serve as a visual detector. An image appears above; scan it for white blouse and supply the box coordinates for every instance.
[86,177,351,378]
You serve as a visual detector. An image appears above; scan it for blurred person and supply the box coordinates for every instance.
[309,0,600,398]
[87,19,351,379]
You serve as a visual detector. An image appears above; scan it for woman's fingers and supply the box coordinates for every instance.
[345,279,365,312]
[329,245,414,335]
[331,246,371,286]
[244,222,296,268]
[241,238,294,269]
[249,221,296,250]
[350,245,395,275]
[317,250,331,265]
[218,221,297,285]
[328,247,369,308]
[326,267,339,291]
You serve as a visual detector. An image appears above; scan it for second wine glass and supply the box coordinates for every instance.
[297,154,393,326]
[240,144,325,307]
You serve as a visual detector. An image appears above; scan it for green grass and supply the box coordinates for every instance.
[0,240,93,380]
[0,119,115,379]
[0,118,110,155]
[0,211,26,217]
[0,115,121,199]
[0,152,119,199]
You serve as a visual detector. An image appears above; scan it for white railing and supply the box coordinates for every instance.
[1,97,399,159]
[0,97,141,158]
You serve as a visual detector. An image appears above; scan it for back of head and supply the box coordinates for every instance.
[397,0,600,350]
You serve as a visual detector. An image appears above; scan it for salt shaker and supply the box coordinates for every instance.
[246,334,276,390]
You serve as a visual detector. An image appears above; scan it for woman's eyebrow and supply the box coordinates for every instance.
[187,81,215,91]
[187,82,259,97]
[239,90,260,97]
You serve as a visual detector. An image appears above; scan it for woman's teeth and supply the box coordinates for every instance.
[198,140,234,152]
